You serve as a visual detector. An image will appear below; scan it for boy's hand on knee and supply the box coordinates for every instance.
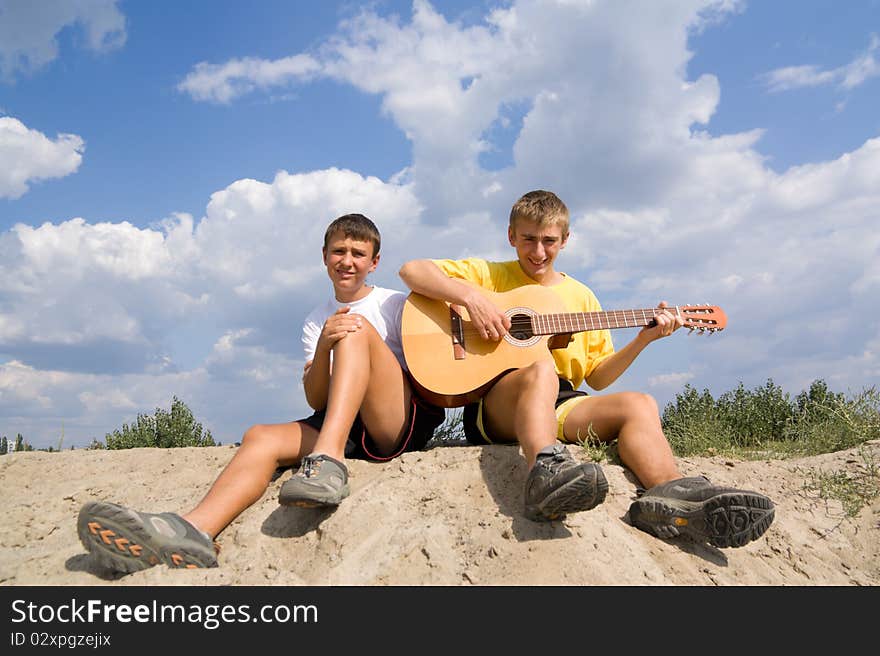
[319,307,363,347]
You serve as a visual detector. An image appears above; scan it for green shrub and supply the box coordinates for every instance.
[103,396,215,450]
[661,379,880,459]
[716,379,792,444]
[660,384,736,456]
[782,384,880,456]
[799,445,880,520]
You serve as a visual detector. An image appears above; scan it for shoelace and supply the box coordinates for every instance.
[301,457,322,479]
[536,446,569,474]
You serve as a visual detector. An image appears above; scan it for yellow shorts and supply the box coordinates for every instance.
[462,384,590,444]
[554,395,591,441]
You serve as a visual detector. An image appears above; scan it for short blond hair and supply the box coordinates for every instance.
[509,190,569,235]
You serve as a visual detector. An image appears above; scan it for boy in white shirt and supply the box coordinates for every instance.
[77,214,444,573]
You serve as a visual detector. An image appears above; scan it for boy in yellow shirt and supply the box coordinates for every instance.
[399,190,774,548]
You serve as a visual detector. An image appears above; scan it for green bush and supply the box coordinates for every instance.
[103,396,215,450]
[661,384,732,455]
[783,384,880,455]
[717,379,792,444]
[661,378,880,458]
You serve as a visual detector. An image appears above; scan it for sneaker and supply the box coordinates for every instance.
[77,501,219,574]
[628,476,775,548]
[278,454,350,508]
[524,444,608,521]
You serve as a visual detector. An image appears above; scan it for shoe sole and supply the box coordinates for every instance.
[525,463,608,521]
[278,484,350,508]
[628,491,775,548]
[77,502,216,573]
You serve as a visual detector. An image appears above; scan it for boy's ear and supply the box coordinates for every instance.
[507,225,516,246]
[370,253,380,272]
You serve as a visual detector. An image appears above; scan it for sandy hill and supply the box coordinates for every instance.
[1,440,878,586]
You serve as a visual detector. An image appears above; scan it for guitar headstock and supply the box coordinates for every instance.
[679,305,727,333]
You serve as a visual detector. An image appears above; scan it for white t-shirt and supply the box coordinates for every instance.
[301,286,408,370]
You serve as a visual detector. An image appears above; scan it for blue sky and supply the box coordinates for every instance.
[1,0,878,449]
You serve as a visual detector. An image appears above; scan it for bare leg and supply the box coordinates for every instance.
[479,358,559,467]
[182,421,319,539]
[311,321,412,460]
[561,391,681,489]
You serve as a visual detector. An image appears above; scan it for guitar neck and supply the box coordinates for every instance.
[531,308,666,335]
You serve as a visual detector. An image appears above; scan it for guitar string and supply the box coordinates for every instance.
[450,312,719,337]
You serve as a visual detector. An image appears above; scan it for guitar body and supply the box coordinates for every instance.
[402,284,566,408]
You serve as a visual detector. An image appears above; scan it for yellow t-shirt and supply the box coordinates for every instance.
[431,258,615,390]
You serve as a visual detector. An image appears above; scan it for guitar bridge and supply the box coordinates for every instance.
[450,305,466,360]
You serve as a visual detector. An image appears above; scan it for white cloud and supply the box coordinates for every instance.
[758,64,836,92]
[0,217,199,361]
[0,359,203,443]
[14,218,173,280]
[176,0,743,223]
[0,354,304,448]
[0,0,126,79]
[0,116,84,199]
[194,167,422,286]
[767,137,880,211]
[648,371,695,389]
[177,55,321,104]
[204,328,298,385]
[759,33,880,92]
[78,388,137,414]
[0,167,425,378]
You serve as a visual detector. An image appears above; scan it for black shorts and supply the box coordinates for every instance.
[462,377,586,445]
[297,396,446,462]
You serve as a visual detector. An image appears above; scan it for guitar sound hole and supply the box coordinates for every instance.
[508,313,534,341]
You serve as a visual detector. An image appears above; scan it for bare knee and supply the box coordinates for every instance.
[618,391,660,421]
[520,358,558,392]
[238,423,291,466]
[241,424,268,447]
[331,316,379,351]
[240,424,290,455]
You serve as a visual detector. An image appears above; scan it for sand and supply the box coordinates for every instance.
[1,440,878,586]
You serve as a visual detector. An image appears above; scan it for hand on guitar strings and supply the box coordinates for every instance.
[640,301,684,341]
[464,290,512,341]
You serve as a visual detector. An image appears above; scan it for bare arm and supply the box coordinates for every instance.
[585,301,683,390]
[302,307,362,409]
[399,259,510,340]
[302,353,330,410]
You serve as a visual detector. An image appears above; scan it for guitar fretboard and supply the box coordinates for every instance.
[530,308,668,335]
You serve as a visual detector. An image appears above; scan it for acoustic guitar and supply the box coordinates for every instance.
[401,283,726,408]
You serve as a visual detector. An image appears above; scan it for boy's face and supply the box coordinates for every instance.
[322,231,379,295]
[508,218,568,281]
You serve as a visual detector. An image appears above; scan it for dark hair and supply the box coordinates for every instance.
[322,213,381,257]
